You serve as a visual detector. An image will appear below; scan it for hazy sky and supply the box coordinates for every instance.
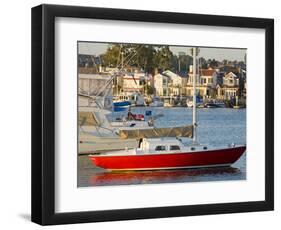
[78,42,246,62]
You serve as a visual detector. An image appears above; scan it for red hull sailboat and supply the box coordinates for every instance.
[89,142,245,171]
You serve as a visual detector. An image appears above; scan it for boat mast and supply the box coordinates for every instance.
[192,47,197,143]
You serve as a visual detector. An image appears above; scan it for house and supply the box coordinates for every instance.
[154,73,169,96]
[162,70,184,96]
[217,72,240,100]
[122,73,143,94]
[186,66,217,98]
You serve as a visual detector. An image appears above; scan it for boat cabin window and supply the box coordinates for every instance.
[170,145,180,151]
[190,147,195,151]
[155,145,166,151]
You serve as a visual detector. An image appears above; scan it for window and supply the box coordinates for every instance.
[170,145,180,151]
[163,79,166,85]
[155,145,166,151]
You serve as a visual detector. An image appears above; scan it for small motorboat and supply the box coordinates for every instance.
[204,100,226,108]
[89,137,246,171]
[113,100,131,112]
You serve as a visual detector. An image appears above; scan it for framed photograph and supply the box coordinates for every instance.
[31,4,274,225]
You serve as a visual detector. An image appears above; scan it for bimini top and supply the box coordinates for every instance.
[118,125,193,139]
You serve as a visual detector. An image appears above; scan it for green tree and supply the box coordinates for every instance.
[154,46,173,71]
[101,44,174,73]
[101,44,122,67]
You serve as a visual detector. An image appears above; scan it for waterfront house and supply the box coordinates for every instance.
[122,73,143,94]
[154,73,169,96]
[186,66,217,98]
[162,70,184,96]
[217,72,240,100]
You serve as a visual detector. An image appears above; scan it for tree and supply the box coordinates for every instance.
[154,46,173,71]
[199,57,207,69]
[101,44,174,73]
[209,59,219,68]
[101,44,122,67]
[145,84,154,95]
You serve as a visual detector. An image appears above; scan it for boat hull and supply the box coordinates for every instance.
[204,103,226,108]
[89,146,246,171]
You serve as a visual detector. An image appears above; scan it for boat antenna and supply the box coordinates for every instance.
[192,47,199,144]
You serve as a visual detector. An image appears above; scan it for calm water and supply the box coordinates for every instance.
[78,107,246,187]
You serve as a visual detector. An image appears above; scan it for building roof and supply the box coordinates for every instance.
[224,72,238,79]
[189,68,216,76]
[200,69,216,76]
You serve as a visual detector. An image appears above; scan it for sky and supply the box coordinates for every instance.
[78,42,246,62]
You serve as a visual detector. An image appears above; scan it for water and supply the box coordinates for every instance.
[78,107,246,187]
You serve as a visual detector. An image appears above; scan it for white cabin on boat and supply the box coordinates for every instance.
[139,138,211,154]
[139,138,184,153]
[100,137,213,156]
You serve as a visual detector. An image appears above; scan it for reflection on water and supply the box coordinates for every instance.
[78,108,246,187]
[89,167,242,187]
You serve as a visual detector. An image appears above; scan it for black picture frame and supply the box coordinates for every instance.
[31,4,274,225]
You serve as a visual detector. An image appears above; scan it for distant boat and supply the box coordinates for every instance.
[204,100,226,108]
[163,98,173,107]
[113,92,145,108]
[150,97,164,107]
[113,100,131,111]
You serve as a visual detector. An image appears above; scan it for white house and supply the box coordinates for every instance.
[223,72,239,86]
[162,70,183,96]
[122,73,142,94]
[154,73,169,96]
[217,72,240,99]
